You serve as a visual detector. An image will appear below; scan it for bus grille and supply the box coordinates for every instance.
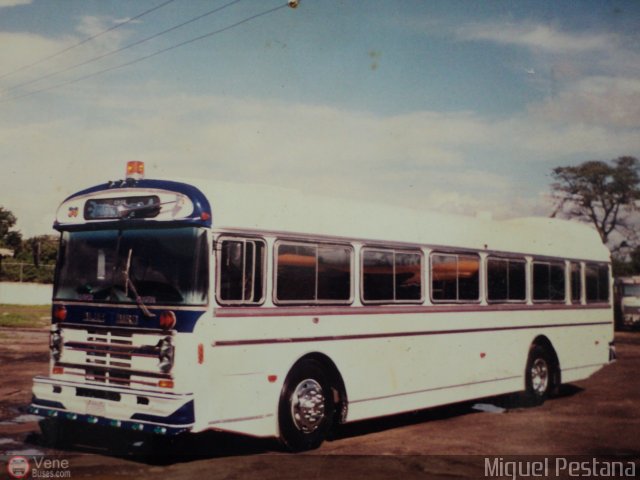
[57,325,171,388]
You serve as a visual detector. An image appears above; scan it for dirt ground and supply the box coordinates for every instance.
[1,326,639,479]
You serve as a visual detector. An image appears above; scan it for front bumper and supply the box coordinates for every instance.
[30,376,194,435]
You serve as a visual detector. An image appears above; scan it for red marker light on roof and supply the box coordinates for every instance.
[126,161,145,180]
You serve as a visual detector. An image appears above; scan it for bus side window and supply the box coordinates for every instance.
[217,238,266,305]
[487,257,526,302]
[275,241,352,304]
[431,252,480,302]
[532,261,566,302]
[586,263,610,304]
[362,249,394,302]
[361,248,422,304]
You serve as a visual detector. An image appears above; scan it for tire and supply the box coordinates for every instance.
[278,359,335,452]
[524,345,556,405]
[39,418,72,449]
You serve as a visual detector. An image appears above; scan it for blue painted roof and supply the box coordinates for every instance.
[56,179,212,229]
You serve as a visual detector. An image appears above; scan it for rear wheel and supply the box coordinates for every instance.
[278,360,335,452]
[524,345,556,405]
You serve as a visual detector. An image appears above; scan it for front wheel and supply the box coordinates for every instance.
[278,360,335,452]
[39,418,72,449]
[524,345,556,405]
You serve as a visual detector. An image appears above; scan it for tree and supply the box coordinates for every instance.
[23,235,57,268]
[0,208,56,283]
[550,156,640,247]
[0,206,17,241]
[0,206,19,277]
[4,231,23,255]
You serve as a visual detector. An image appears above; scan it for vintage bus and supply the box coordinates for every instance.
[615,276,640,330]
[30,161,614,451]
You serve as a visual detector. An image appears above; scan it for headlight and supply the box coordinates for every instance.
[50,327,63,362]
[157,336,174,373]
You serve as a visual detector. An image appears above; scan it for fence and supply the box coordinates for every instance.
[0,262,55,284]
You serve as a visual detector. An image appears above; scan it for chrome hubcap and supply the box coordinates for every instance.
[290,378,326,433]
[530,358,549,395]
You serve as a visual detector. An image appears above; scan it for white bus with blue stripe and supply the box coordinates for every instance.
[31,161,615,451]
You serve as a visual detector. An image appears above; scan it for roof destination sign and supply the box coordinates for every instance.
[55,184,203,229]
[84,195,161,220]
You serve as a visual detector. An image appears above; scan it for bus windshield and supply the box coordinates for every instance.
[54,227,208,306]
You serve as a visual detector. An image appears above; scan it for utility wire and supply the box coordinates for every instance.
[0,2,289,104]
[0,0,177,81]
[2,0,243,95]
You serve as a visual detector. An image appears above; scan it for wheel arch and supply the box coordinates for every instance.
[529,334,561,391]
[287,352,349,424]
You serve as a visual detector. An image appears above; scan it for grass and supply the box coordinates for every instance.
[0,304,50,328]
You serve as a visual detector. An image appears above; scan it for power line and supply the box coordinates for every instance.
[0,2,290,104]
[0,0,178,81]
[1,0,244,95]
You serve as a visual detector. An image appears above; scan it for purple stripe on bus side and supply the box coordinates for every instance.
[211,321,612,347]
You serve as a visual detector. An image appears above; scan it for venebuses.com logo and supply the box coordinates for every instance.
[6,456,30,479]
[5,455,71,479]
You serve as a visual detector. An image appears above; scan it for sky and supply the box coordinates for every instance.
[0,0,639,237]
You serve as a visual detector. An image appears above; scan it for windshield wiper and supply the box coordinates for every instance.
[123,248,156,318]
[116,199,175,219]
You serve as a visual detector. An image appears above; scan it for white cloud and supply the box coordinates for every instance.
[3,84,639,236]
[1,12,638,236]
[0,32,72,82]
[449,19,640,133]
[453,19,640,85]
[529,76,640,128]
[0,0,31,8]
[0,10,637,243]
[113,17,142,25]
[457,23,617,54]
[0,16,131,94]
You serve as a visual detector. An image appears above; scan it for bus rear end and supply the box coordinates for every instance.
[618,276,640,330]
[30,162,211,440]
